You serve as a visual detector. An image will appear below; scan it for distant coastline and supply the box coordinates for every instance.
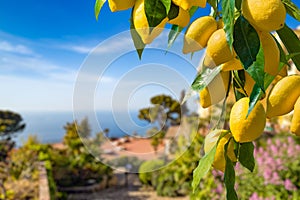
[14,110,152,146]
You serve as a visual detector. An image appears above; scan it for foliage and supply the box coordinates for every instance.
[0,110,25,162]
[138,159,164,186]
[52,119,112,187]
[138,94,182,131]
[94,0,300,198]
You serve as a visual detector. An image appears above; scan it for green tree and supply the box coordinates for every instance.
[138,94,182,131]
[0,111,25,200]
[0,111,25,162]
[77,117,91,138]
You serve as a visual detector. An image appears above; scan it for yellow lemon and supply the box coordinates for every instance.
[259,32,280,76]
[183,16,217,54]
[204,29,235,68]
[200,71,230,108]
[242,0,286,32]
[291,97,300,136]
[172,0,206,10]
[230,97,266,143]
[204,129,237,172]
[266,75,300,118]
[221,58,243,71]
[168,6,190,27]
[108,0,136,12]
[133,0,167,44]
[217,18,224,29]
[244,72,255,97]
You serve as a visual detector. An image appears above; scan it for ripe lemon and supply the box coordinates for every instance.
[217,18,224,29]
[204,29,235,68]
[291,97,300,136]
[266,75,300,118]
[183,16,217,54]
[168,7,190,27]
[200,71,230,108]
[244,72,255,97]
[204,129,237,172]
[230,97,266,143]
[172,0,206,10]
[221,58,243,71]
[259,32,280,76]
[108,0,135,12]
[242,0,286,32]
[133,0,167,44]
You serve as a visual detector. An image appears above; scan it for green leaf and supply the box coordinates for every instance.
[277,24,300,71]
[168,25,183,48]
[224,141,238,200]
[130,9,146,59]
[248,83,263,116]
[246,44,265,92]
[144,0,169,29]
[192,144,217,193]
[94,0,106,21]
[238,142,255,172]
[222,0,235,50]
[191,66,222,92]
[168,3,179,20]
[282,0,300,21]
[233,16,260,69]
[235,0,242,10]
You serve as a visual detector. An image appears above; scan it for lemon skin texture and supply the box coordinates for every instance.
[204,29,235,68]
[168,7,190,27]
[259,32,280,76]
[221,58,243,71]
[108,0,135,12]
[172,0,206,10]
[230,97,266,143]
[183,16,217,54]
[200,71,230,108]
[242,0,286,32]
[266,75,300,118]
[291,97,300,136]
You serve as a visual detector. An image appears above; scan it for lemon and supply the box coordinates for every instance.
[204,29,235,68]
[200,71,230,108]
[217,18,224,29]
[242,0,286,32]
[259,32,280,76]
[266,75,300,118]
[204,129,236,172]
[221,58,243,71]
[168,7,190,27]
[230,97,266,143]
[291,97,300,136]
[183,16,217,54]
[108,0,136,12]
[172,0,206,10]
[244,72,255,97]
[133,0,167,44]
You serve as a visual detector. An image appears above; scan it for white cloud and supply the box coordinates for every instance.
[0,40,35,55]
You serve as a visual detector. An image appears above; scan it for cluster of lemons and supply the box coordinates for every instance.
[107,0,299,172]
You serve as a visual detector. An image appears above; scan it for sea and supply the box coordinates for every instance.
[14,110,153,146]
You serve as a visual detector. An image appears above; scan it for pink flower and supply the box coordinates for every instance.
[284,179,297,191]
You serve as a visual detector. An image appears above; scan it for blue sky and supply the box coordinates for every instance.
[0,1,299,112]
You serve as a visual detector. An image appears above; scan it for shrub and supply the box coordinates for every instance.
[138,159,164,186]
